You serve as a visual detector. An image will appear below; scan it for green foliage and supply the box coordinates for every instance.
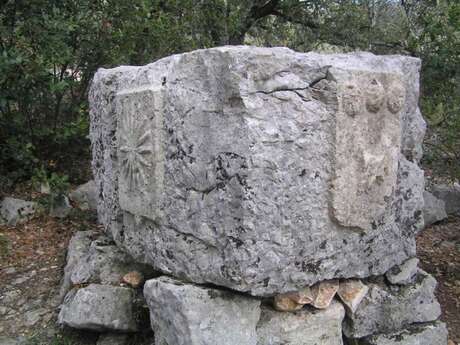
[0,0,458,183]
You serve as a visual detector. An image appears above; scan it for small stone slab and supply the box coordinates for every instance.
[423,191,447,227]
[0,197,36,226]
[343,270,441,338]
[432,183,460,216]
[257,300,345,345]
[385,258,419,285]
[360,321,448,345]
[58,284,138,332]
[273,294,304,312]
[69,180,98,211]
[337,279,369,314]
[311,280,339,309]
[143,276,261,345]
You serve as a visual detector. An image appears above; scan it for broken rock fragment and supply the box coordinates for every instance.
[311,280,339,309]
[122,271,144,288]
[385,258,419,285]
[58,284,138,332]
[337,279,369,314]
[257,300,345,345]
[143,276,261,345]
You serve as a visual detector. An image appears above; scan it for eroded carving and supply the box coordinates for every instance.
[387,83,405,114]
[365,79,385,113]
[341,83,362,117]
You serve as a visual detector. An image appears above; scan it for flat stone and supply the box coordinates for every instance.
[311,280,339,309]
[69,180,98,211]
[343,270,441,338]
[431,183,460,216]
[0,198,36,226]
[257,300,345,345]
[359,321,448,345]
[287,287,314,305]
[143,276,261,345]
[273,294,304,312]
[385,257,419,285]
[337,279,369,314]
[423,191,447,227]
[59,231,98,300]
[58,284,138,332]
[90,46,426,296]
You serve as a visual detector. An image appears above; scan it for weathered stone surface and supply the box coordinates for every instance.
[287,287,314,305]
[257,300,345,345]
[273,294,304,312]
[311,280,339,309]
[343,270,441,338]
[143,276,261,345]
[49,195,72,219]
[359,321,448,345]
[431,183,460,216]
[69,180,98,211]
[337,279,369,314]
[423,191,448,227]
[385,258,419,285]
[59,231,97,300]
[90,46,426,296]
[58,284,138,332]
[0,198,36,226]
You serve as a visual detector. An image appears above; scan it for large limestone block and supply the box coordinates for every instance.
[343,270,441,338]
[257,300,345,345]
[143,276,261,345]
[360,321,448,345]
[90,46,426,296]
[58,284,138,332]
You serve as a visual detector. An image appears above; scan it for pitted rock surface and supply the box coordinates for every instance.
[90,46,426,296]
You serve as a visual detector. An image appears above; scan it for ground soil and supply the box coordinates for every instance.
[0,191,459,344]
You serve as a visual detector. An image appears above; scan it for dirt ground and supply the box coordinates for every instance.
[0,197,459,343]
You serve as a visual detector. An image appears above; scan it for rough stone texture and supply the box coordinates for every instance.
[69,180,98,211]
[273,294,303,312]
[122,271,144,288]
[257,300,345,345]
[385,257,419,285]
[0,198,36,226]
[360,321,448,345]
[143,276,261,345]
[49,195,72,219]
[423,191,448,227]
[343,270,441,338]
[58,284,138,332]
[59,231,97,300]
[69,235,153,287]
[431,183,460,216]
[337,279,369,314]
[311,279,339,309]
[90,46,426,296]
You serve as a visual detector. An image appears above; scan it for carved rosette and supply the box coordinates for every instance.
[365,79,385,113]
[341,83,362,117]
[118,114,153,190]
[387,83,405,114]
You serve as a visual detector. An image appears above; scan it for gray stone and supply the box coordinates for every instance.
[256,300,345,345]
[0,197,36,226]
[385,257,419,285]
[59,231,98,300]
[143,276,261,345]
[423,191,447,227]
[90,46,426,296]
[360,321,448,345]
[69,180,98,211]
[58,284,138,332]
[49,195,72,219]
[343,270,441,338]
[97,334,130,345]
[431,183,460,216]
[0,336,25,345]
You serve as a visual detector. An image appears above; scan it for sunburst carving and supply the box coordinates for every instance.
[119,114,153,189]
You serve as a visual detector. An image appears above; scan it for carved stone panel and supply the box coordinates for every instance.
[116,86,164,221]
[332,73,404,231]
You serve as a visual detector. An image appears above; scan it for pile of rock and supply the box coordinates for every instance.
[61,46,450,344]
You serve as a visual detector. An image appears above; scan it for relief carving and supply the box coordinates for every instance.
[387,83,405,114]
[365,79,385,113]
[341,83,362,117]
